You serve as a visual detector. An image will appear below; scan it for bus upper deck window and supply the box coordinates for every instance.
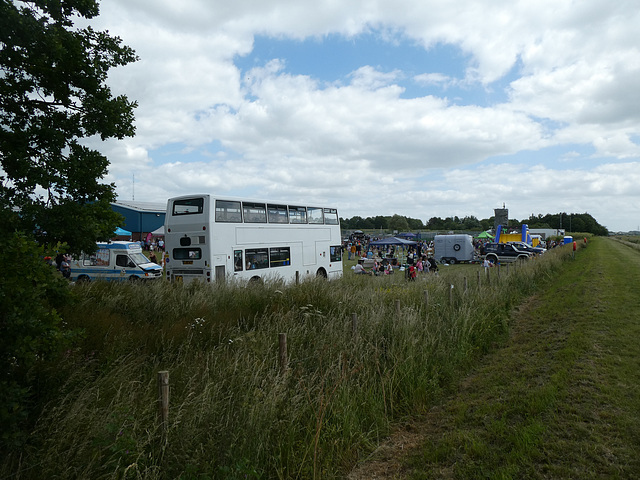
[289,206,307,224]
[243,202,267,223]
[267,204,289,223]
[307,207,324,224]
[173,197,204,215]
[215,200,242,222]
[324,208,339,225]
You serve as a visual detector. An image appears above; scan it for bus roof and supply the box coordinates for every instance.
[167,193,338,210]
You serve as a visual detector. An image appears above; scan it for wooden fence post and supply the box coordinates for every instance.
[157,371,169,431]
[279,333,288,374]
[423,290,429,307]
[395,299,401,317]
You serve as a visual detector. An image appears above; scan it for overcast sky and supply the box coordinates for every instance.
[85,0,640,232]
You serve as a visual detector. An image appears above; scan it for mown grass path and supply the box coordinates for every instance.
[349,237,640,479]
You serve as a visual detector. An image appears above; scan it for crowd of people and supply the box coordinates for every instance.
[344,232,562,277]
[345,235,439,277]
[42,253,72,279]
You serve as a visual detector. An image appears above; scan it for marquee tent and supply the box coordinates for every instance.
[369,236,417,246]
[475,230,494,239]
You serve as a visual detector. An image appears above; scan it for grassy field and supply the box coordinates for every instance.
[350,236,640,479]
[5,238,632,479]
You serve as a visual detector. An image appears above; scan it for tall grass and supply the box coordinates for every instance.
[1,245,577,479]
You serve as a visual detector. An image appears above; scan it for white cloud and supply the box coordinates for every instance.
[81,0,640,232]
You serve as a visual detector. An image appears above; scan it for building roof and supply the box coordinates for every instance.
[112,200,166,213]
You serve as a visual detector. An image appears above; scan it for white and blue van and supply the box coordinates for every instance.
[69,241,163,282]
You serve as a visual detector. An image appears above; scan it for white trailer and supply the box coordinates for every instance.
[434,234,475,264]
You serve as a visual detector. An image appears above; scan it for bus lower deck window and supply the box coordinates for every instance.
[270,247,291,267]
[245,248,269,269]
[234,250,243,271]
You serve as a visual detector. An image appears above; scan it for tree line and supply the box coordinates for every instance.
[340,212,609,236]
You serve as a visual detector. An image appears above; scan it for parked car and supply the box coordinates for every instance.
[483,243,532,264]
[507,241,546,255]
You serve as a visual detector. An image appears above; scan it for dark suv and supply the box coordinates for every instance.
[507,241,546,255]
[483,243,532,264]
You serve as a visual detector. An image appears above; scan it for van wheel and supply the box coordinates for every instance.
[248,276,263,285]
[76,275,90,283]
[316,268,327,278]
[128,276,140,282]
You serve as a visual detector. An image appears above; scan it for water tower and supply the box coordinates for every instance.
[494,204,508,232]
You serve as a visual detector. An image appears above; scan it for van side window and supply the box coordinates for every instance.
[83,253,97,266]
[85,248,110,266]
[116,255,130,267]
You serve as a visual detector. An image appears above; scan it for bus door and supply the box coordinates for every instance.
[212,254,226,283]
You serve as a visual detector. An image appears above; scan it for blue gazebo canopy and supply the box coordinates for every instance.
[114,227,132,236]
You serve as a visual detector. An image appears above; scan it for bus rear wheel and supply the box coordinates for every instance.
[316,268,327,278]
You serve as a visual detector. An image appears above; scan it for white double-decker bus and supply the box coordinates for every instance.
[164,194,343,284]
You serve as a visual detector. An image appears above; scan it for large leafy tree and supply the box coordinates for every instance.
[0,0,137,254]
[0,0,137,447]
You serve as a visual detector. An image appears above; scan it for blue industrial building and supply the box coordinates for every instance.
[111,200,166,241]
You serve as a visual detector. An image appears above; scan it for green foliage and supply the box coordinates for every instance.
[341,214,425,231]
[0,250,571,477]
[0,0,138,451]
[343,212,609,236]
[0,0,137,254]
[0,232,73,448]
[388,213,410,232]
